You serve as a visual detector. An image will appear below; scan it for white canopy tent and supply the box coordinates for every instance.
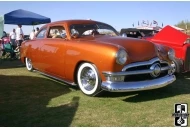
[136,26,162,31]
[136,26,154,30]
[169,25,185,31]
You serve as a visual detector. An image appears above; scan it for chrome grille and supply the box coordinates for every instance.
[124,71,168,82]
[125,62,168,71]
[122,57,171,82]
[122,57,169,71]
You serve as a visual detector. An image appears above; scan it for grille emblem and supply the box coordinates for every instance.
[150,63,161,78]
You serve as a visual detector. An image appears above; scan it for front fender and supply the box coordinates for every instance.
[64,41,122,82]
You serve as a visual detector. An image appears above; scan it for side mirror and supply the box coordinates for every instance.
[122,33,127,37]
[71,29,79,38]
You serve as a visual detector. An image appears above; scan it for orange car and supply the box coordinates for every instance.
[20,20,176,96]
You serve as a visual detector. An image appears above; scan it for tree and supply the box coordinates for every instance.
[175,20,190,29]
[175,20,190,34]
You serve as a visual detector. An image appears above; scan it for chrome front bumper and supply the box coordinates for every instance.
[101,75,176,92]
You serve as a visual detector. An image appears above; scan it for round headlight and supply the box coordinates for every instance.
[168,49,175,60]
[116,49,127,65]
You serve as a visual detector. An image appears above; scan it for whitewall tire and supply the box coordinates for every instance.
[25,57,33,71]
[77,63,101,96]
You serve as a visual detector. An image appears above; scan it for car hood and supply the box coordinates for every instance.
[77,35,157,62]
[150,25,189,46]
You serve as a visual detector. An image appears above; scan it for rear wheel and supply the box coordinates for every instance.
[77,63,102,96]
[25,57,33,71]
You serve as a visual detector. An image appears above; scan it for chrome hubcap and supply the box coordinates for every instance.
[27,58,32,69]
[80,67,96,91]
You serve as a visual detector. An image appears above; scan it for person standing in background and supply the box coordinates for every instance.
[30,29,35,40]
[35,27,39,34]
[16,24,24,46]
[9,28,16,49]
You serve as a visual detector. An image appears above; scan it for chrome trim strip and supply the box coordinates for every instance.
[101,75,176,92]
[122,57,167,71]
[103,69,153,76]
[102,66,170,76]
[34,70,77,86]
[161,66,171,71]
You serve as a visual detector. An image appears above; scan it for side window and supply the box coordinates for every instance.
[36,28,47,39]
[47,26,66,39]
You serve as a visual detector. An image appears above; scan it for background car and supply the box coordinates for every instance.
[120,28,159,39]
[20,19,176,96]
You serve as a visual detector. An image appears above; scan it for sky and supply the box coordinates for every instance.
[0,1,190,34]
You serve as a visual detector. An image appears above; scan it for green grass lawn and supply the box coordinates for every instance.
[0,60,190,127]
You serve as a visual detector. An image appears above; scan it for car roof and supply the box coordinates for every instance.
[121,28,140,32]
[41,19,107,28]
[120,28,157,34]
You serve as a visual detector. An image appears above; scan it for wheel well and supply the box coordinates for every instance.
[24,57,26,63]
[73,61,92,84]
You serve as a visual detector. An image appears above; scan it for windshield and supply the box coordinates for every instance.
[139,30,159,37]
[70,22,119,37]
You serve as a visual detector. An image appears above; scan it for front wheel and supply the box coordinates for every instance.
[77,63,102,96]
[25,57,33,71]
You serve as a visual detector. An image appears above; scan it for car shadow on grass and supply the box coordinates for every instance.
[0,75,79,127]
[0,59,25,69]
[101,73,190,102]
